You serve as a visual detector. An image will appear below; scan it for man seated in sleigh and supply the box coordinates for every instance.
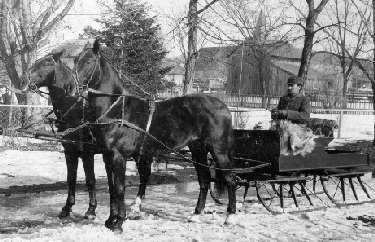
[271,76,315,156]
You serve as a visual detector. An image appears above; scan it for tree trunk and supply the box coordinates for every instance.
[298,11,315,80]
[373,0,375,145]
[340,48,348,109]
[184,0,198,94]
[259,58,267,108]
[298,0,329,80]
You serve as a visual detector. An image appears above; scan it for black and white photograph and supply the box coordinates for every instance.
[1,0,375,241]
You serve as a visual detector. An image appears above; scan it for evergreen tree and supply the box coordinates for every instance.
[82,0,171,97]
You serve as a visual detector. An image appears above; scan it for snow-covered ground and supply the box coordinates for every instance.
[1,181,375,241]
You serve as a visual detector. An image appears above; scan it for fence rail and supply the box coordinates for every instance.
[178,93,373,110]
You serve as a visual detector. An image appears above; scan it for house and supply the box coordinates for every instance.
[162,63,185,96]
[193,46,235,93]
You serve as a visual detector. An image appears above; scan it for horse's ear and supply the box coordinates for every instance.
[93,39,100,54]
[52,50,64,62]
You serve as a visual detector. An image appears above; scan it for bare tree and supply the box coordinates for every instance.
[184,0,220,94]
[0,0,75,105]
[313,0,368,108]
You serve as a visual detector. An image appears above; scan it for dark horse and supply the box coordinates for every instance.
[26,51,99,219]
[71,39,237,232]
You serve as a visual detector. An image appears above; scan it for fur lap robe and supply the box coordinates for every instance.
[271,120,316,157]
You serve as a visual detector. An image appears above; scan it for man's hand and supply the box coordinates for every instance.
[279,110,288,118]
[271,109,288,119]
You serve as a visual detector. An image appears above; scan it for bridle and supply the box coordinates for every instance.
[74,49,100,98]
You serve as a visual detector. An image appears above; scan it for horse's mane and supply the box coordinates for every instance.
[97,50,152,98]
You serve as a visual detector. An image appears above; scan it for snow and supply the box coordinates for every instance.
[0,150,184,188]
[1,181,375,241]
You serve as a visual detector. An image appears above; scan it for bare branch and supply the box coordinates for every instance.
[33,0,75,44]
[313,22,340,34]
[315,0,330,14]
[197,0,220,15]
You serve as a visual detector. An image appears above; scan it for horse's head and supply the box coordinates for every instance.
[28,51,64,90]
[74,39,101,89]
[27,51,78,97]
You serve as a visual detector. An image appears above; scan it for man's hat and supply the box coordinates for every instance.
[288,76,304,86]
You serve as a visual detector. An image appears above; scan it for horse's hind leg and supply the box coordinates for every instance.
[132,154,152,213]
[213,152,236,215]
[59,150,79,218]
[82,153,97,220]
[189,144,210,215]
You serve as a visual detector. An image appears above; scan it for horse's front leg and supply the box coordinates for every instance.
[82,152,97,220]
[59,150,79,219]
[103,152,117,227]
[104,149,126,233]
[132,154,152,213]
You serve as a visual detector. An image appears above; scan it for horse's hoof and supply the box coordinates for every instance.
[105,216,123,233]
[112,225,123,234]
[188,214,202,223]
[130,197,142,213]
[224,213,237,225]
[58,206,71,219]
[84,211,96,220]
[130,204,141,214]
[127,211,143,220]
[105,217,114,228]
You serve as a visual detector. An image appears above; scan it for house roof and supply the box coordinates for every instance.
[163,57,185,75]
[195,46,237,68]
[270,42,302,59]
[271,60,324,79]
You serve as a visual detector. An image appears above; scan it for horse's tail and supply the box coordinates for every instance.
[213,169,227,196]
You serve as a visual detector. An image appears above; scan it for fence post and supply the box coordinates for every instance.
[8,92,13,129]
[338,109,344,138]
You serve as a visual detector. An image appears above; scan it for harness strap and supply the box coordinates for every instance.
[137,100,156,161]
[87,88,146,99]
[96,96,123,122]
[145,101,156,133]
[61,96,83,120]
